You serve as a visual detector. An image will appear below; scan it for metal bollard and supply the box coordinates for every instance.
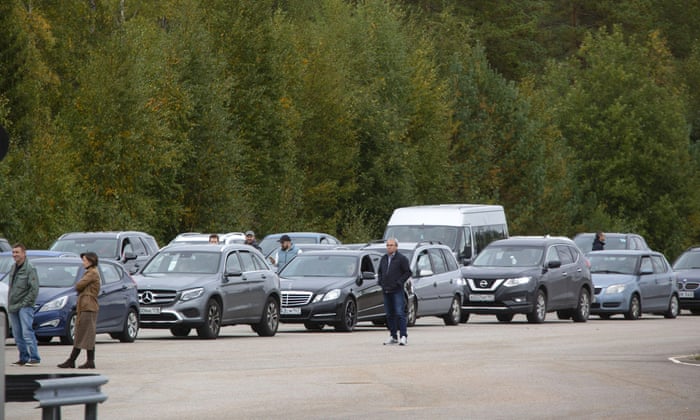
[34,374,108,420]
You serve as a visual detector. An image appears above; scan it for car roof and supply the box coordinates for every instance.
[292,249,382,257]
[57,231,155,238]
[262,232,338,239]
[159,243,260,252]
[587,249,664,257]
[363,241,453,251]
[490,236,576,246]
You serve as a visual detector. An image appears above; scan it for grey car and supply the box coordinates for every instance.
[133,244,281,339]
[363,241,466,326]
[573,232,650,253]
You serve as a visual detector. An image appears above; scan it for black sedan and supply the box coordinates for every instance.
[279,250,384,331]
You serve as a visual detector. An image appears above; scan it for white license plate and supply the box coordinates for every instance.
[281,307,301,315]
[679,291,694,298]
[140,306,161,315]
[470,294,495,302]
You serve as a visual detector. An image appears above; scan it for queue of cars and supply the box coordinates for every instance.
[1,223,694,348]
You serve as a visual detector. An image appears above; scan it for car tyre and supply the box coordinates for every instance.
[254,297,279,337]
[335,298,358,332]
[115,308,139,342]
[59,311,77,345]
[304,322,325,331]
[572,288,590,323]
[442,296,461,326]
[624,294,641,320]
[526,289,547,324]
[496,313,514,323]
[197,299,222,339]
[406,297,417,327]
[170,326,192,337]
[664,294,679,319]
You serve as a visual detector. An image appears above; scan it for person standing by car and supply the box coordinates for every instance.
[592,232,606,251]
[8,243,40,366]
[275,234,299,272]
[378,238,411,346]
[244,230,262,252]
[58,252,100,369]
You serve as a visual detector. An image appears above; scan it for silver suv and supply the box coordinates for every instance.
[133,244,281,339]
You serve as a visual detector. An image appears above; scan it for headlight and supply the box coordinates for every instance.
[39,295,68,312]
[606,284,626,294]
[312,289,341,303]
[180,288,204,302]
[503,277,532,287]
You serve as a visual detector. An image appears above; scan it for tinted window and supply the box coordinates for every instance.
[441,248,459,271]
[35,263,80,287]
[226,253,242,272]
[651,255,669,274]
[124,237,147,256]
[251,252,269,271]
[546,246,559,264]
[53,237,119,259]
[673,251,700,270]
[428,248,448,274]
[281,255,358,277]
[143,251,220,274]
[473,246,543,267]
[101,263,121,284]
[238,251,257,272]
[556,245,574,265]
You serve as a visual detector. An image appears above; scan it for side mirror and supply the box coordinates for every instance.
[640,267,653,275]
[225,268,243,277]
[123,252,137,262]
[418,268,434,277]
[547,260,561,269]
[361,271,375,280]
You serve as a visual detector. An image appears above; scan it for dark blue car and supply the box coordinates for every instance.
[31,257,140,344]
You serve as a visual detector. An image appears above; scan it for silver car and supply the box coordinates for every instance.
[133,244,281,339]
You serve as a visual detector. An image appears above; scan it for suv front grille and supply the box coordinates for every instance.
[138,289,178,305]
[678,282,699,290]
[467,278,505,292]
[282,291,313,306]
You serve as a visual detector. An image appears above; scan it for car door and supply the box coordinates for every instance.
[355,254,384,320]
[237,250,269,319]
[96,262,127,331]
[221,251,253,321]
[637,256,658,309]
[411,249,438,315]
[542,245,571,309]
[650,255,675,310]
[428,248,455,314]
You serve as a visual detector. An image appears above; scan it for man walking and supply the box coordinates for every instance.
[8,243,41,366]
[378,238,411,346]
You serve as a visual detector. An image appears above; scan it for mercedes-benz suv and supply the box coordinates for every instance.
[461,236,593,323]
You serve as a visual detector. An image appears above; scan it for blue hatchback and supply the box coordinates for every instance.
[589,250,679,320]
[30,257,140,344]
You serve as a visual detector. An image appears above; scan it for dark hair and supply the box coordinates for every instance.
[12,243,26,251]
[209,234,219,241]
[80,252,99,267]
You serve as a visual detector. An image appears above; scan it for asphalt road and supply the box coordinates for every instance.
[5,312,700,419]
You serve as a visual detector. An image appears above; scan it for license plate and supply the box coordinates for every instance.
[470,294,495,302]
[679,291,694,298]
[140,306,161,315]
[281,307,301,315]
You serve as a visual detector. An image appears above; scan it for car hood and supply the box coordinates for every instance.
[675,268,700,281]
[461,266,541,279]
[591,273,637,287]
[36,287,76,306]
[133,273,218,290]
[280,276,353,292]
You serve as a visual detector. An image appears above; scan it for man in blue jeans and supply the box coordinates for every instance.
[8,243,41,366]
[378,238,411,346]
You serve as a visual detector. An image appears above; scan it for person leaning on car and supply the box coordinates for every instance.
[8,243,41,366]
[592,232,606,251]
[378,238,411,346]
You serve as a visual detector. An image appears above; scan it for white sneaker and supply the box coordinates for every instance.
[399,336,407,346]
[383,336,398,345]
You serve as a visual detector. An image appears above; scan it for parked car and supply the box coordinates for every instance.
[363,241,465,326]
[0,237,10,252]
[0,281,8,338]
[0,250,79,282]
[30,257,140,344]
[279,249,384,331]
[589,250,679,319]
[133,244,281,339]
[672,246,700,314]
[168,232,246,246]
[50,231,159,274]
[259,232,341,257]
[461,236,593,323]
[573,232,650,253]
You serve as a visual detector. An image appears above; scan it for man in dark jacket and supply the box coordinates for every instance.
[8,243,41,366]
[592,232,606,251]
[378,238,411,346]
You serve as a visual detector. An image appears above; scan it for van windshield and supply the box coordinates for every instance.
[384,226,459,252]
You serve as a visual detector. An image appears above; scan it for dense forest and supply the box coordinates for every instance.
[1,0,699,260]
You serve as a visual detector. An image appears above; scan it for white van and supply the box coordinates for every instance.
[383,204,509,265]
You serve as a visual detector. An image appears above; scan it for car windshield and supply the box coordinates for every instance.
[384,226,459,251]
[142,251,221,274]
[281,255,357,278]
[34,263,81,287]
[51,238,119,259]
[673,251,700,270]
[472,246,543,267]
[588,255,638,274]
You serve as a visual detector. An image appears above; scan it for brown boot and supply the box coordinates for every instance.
[57,348,80,368]
[78,349,95,369]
